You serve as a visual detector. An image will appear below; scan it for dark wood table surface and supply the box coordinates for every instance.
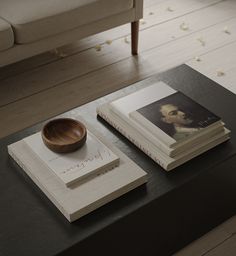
[0,65,236,256]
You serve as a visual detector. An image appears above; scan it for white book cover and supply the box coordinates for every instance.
[23,129,119,187]
[110,82,177,147]
[97,103,230,171]
[8,120,148,222]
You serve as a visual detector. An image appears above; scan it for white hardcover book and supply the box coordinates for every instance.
[113,104,225,157]
[110,82,177,147]
[164,125,225,156]
[111,82,222,148]
[97,103,230,171]
[8,120,148,222]
[130,111,222,148]
[23,130,119,187]
[110,100,224,157]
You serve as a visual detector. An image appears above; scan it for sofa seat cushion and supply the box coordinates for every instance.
[0,18,14,51]
[0,0,133,44]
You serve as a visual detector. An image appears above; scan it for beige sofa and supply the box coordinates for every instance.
[0,0,143,68]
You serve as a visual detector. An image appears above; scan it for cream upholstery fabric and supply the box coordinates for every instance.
[0,18,14,51]
[0,9,136,67]
[0,0,133,44]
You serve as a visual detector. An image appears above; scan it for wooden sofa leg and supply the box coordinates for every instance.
[131,21,139,55]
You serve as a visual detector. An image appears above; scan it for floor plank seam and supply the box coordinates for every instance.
[2,32,236,109]
[2,9,236,109]
[141,0,226,32]
[201,233,235,256]
[0,55,142,108]
[142,15,236,56]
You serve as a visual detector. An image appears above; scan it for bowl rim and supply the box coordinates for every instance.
[41,118,87,147]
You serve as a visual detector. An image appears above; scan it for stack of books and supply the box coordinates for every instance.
[97,81,230,171]
[8,118,147,222]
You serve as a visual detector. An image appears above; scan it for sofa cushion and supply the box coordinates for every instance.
[0,18,14,51]
[0,0,133,44]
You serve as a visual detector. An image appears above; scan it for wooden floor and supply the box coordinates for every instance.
[174,216,236,256]
[0,0,236,254]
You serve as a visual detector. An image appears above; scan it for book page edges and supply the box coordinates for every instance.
[8,125,147,222]
[97,104,230,171]
[130,110,223,148]
[23,131,120,187]
[110,104,226,157]
[130,110,225,153]
[168,134,230,170]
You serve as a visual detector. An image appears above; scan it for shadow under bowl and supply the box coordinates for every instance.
[41,118,87,153]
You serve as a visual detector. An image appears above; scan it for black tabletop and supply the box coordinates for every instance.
[0,65,236,256]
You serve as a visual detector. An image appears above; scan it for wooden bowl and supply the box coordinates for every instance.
[41,118,87,153]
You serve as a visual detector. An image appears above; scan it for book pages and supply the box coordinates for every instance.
[97,103,230,171]
[8,119,148,222]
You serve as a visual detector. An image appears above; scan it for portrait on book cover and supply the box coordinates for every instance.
[136,92,220,141]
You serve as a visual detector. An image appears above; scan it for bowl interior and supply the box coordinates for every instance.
[42,118,86,146]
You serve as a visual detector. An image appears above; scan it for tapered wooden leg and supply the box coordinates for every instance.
[131,21,139,55]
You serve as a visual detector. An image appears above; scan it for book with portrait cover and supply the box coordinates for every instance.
[96,81,230,170]
[129,91,222,147]
[107,82,225,153]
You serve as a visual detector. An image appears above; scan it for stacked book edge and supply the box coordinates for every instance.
[23,130,120,187]
[8,118,147,222]
[96,82,230,171]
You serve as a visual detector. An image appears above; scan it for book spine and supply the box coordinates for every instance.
[97,108,167,170]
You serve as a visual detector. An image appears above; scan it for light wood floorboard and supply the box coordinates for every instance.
[0,0,223,82]
[188,41,236,93]
[174,216,236,256]
[0,0,223,80]
[1,0,234,107]
[1,17,236,137]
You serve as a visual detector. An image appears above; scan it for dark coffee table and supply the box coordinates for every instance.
[1,65,236,256]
